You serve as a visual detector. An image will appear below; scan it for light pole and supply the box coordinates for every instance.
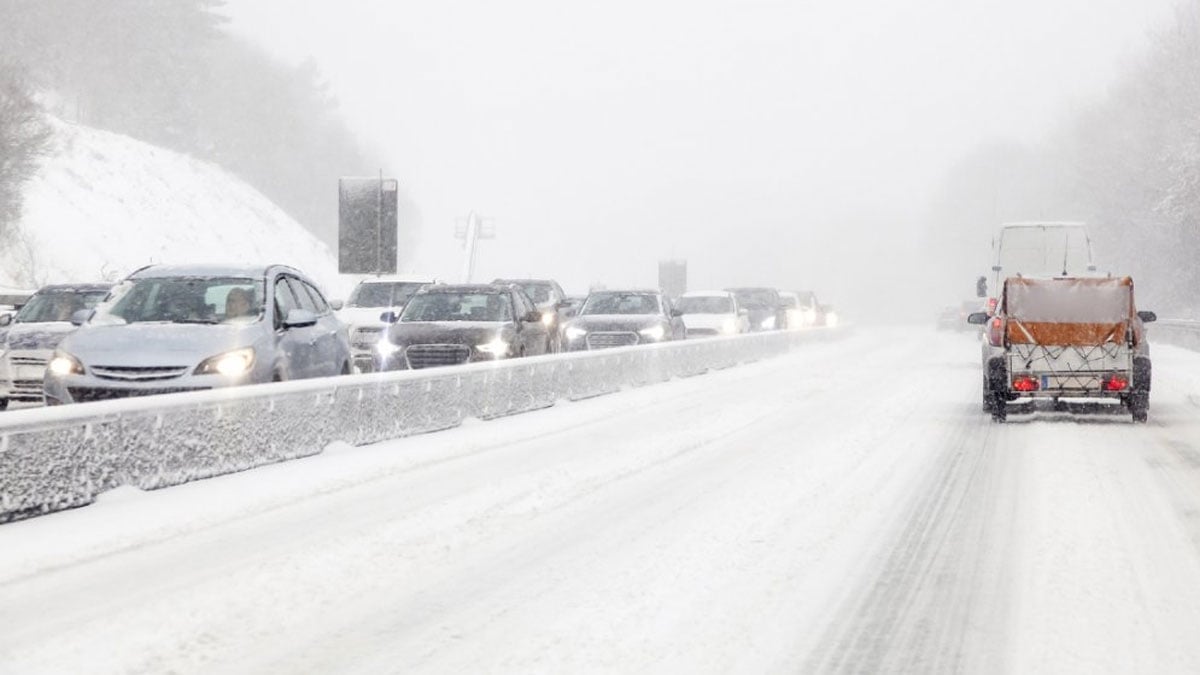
[454,212,495,283]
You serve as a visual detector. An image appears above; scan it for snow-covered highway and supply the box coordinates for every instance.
[4,328,1200,673]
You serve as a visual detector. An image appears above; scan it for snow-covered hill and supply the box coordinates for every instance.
[2,118,339,293]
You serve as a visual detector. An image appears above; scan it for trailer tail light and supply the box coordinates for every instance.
[987,297,998,316]
[1012,375,1039,392]
[1103,374,1129,391]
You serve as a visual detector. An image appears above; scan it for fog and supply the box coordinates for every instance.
[229,0,1180,317]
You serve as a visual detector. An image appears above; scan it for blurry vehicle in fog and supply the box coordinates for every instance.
[725,287,787,331]
[791,290,825,327]
[377,284,550,370]
[491,278,573,351]
[0,283,112,408]
[778,291,807,330]
[563,290,684,350]
[339,276,437,372]
[675,291,748,338]
[44,264,351,404]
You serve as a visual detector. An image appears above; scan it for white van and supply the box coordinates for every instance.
[978,222,1097,301]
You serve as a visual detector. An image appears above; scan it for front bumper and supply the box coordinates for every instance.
[44,370,257,405]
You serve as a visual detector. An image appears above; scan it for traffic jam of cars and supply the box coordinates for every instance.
[0,264,837,408]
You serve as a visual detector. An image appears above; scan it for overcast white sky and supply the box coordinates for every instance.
[227,0,1181,310]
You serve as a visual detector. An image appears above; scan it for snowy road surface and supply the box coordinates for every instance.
[4,328,1200,673]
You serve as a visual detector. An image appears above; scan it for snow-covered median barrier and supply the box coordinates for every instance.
[0,328,845,523]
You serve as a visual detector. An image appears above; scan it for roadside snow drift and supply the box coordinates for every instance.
[3,118,337,290]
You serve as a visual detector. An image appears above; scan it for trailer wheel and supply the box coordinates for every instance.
[1129,393,1149,423]
[991,401,1007,423]
[982,376,995,413]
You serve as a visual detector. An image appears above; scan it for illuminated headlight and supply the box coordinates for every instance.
[565,326,587,341]
[194,347,255,377]
[760,316,776,330]
[721,318,739,334]
[639,325,666,341]
[541,312,555,327]
[48,352,85,377]
[477,338,510,356]
[376,340,400,357]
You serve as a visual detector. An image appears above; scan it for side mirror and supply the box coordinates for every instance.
[967,312,989,325]
[670,308,683,318]
[523,310,542,323]
[556,300,572,309]
[70,309,91,326]
[1137,310,1157,323]
[0,313,11,327]
[283,308,318,329]
[379,311,399,324]
[976,276,987,298]
[329,299,344,311]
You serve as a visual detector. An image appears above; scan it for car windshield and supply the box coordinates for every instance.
[582,293,661,315]
[15,289,109,323]
[780,296,798,309]
[400,293,512,322]
[91,277,265,325]
[731,289,777,308]
[347,282,428,308]
[676,296,733,314]
[518,283,552,304]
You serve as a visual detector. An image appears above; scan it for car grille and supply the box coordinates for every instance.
[585,332,639,350]
[352,326,385,349]
[405,344,471,369]
[91,365,191,381]
[68,386,210,403]
[686,328,719,338]
[9,356,47,367]
[11,379,45,398]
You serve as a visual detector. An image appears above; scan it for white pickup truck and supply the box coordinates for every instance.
[968,276,1157,422]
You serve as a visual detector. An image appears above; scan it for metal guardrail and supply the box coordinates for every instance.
[0,328,845,523]
[1150,319,1200,352]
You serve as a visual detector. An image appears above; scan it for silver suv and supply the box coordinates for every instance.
[44,264,351,404]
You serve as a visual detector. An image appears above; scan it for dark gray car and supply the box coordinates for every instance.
[377,284,550,370]
[725,287,787,331]
[44,264,351,404]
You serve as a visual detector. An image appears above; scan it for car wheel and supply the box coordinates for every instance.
[0,398,7,411]
[273,371,285,382]
[981,376,994,413]
[340,362,351,376]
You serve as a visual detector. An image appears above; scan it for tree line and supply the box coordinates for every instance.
[0,0,403,249]
[924,1,1200,314]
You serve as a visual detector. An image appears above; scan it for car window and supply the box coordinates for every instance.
[91,277,262,325]
[274,278,301,328]
[400,293,513,322]
[15,289,109,323]
[581,293,661,315]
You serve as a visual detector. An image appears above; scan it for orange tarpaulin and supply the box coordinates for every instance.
[1002,276,1139,346]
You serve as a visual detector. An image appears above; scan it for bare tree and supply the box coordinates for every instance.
[0,63,50,239]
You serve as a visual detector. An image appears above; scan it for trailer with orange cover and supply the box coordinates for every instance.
[968,276,1157,422]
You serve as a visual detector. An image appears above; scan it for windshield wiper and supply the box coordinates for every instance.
[170,318,221,325]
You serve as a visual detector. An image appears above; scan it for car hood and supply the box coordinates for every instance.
[681,313,734,330]
[337,306,400,329]
[2,321,77,352]
[387,321,511,346]
[59,322,263,366]
[569,315,665,331]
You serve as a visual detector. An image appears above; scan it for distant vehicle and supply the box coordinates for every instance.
[978,222,1096,302]
[778,291,807,330]
[563,289,685,350]
[0,283,112,408]
[725,287,786,331]
[968,276,1155,422]
[339,276,437,372]
[675,291,748,338]
[792,290,825,327]
[491,278,573,351]
[44,264,351,404]
[376,284,551,370]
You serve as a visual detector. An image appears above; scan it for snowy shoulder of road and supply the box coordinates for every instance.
[1,117,337,291]
[5,330,1200,673]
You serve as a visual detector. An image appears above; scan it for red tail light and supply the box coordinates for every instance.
[988,317,1004,346]
[1103,374,1129,391]
[1012,375,1039,392]
[987,297,998,316]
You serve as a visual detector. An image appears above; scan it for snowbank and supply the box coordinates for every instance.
[3,118,339,293]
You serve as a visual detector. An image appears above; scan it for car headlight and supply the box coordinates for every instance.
[639,325,666,341]
[722,318,738,334]
[194,347,256,376]
[376,339,400,357]
[541,312,556,327]
[48,352,85,376]
[565,326,587,340]
[760,316,776,330]
[477,338,510,356]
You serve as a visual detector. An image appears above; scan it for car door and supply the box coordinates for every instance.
[272,275,320,380]
[291,278,346,376]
